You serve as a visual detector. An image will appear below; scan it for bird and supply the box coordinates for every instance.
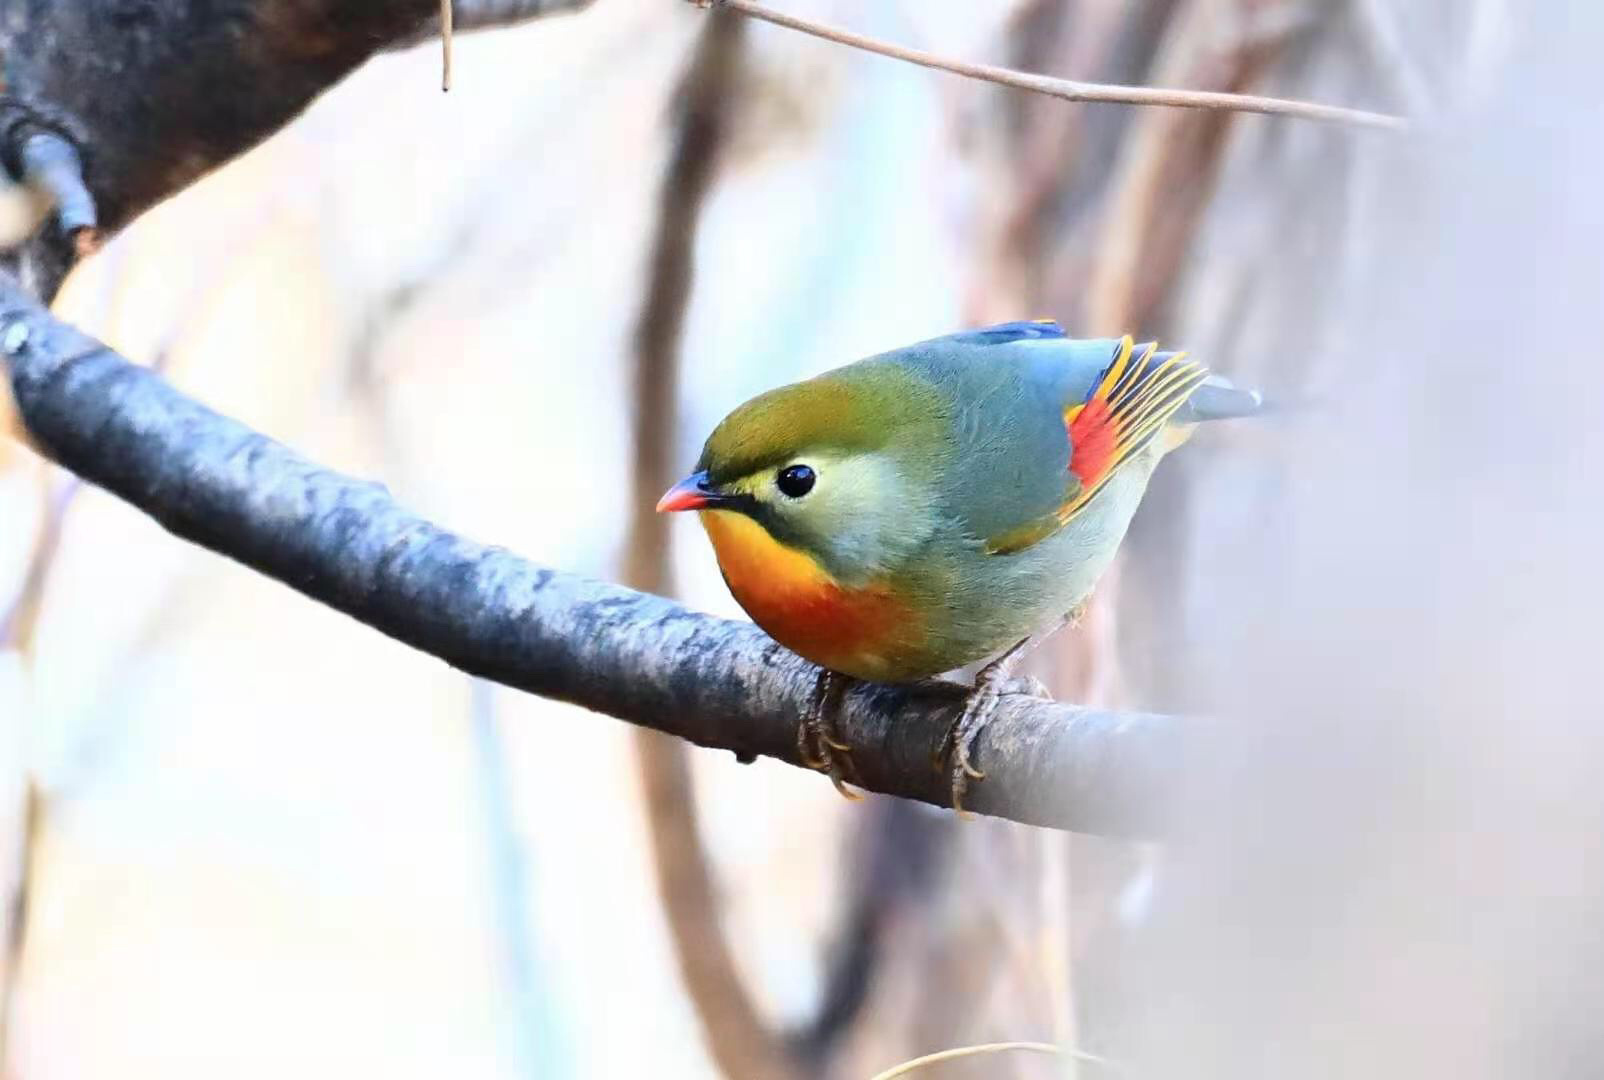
[657,320,1262,813]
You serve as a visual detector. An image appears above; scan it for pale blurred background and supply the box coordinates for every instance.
[7,0,1599,1078]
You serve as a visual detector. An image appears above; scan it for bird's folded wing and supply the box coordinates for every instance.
[984,336,1209,555]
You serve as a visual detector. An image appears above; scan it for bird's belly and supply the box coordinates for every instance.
[923,451,1163,667]
[701,510,925,680]
[727,575,921,680]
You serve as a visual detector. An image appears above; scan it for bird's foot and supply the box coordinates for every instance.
[798,668,862,801]
[940,639,1034,818]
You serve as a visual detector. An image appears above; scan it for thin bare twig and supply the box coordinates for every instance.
[868,1040,1110,1080]
[706,0,1406,131]
[0,476,81,652]
[441,0,454,90]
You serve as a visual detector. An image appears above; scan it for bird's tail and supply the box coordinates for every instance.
[1171,371,1265,423]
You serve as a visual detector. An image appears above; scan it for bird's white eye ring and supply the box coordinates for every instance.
[776,464,816,498]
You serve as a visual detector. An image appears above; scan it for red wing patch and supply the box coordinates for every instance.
[1067,397,1116,486]
[1057,336,1209,524]
[982,336,1209,556]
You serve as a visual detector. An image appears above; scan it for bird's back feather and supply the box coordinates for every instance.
[862,324,1110,544]
[871,323,1222,557]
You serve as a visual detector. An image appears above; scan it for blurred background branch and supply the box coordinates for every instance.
[0,479,80,657]
[0,782,39,1078]
[621,11,800,1080]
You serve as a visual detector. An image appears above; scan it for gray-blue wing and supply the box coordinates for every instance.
[866,325,1130,545]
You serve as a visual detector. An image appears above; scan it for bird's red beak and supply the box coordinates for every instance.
[656,469,717,513]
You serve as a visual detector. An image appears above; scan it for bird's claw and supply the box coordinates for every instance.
[945,700,995,817]
[949,755,981,819]
[797,736,830,771]
[798,668,860,800]
[939,638,1035,817]
[827,768,864,802]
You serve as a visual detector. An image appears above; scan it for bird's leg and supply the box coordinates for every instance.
[797,668,843,765]
[940,636,1045,817]
[995,602,1086,699]
[940,601,1091,814]
[798,668,862,801]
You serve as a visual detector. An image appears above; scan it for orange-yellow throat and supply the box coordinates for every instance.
[699,509,917,680]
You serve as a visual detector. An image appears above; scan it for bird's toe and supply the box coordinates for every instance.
[798,667,861,799]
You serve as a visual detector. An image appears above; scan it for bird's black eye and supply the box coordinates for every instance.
[776,464,816,498]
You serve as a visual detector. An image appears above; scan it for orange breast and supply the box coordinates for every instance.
[699,510,920,680]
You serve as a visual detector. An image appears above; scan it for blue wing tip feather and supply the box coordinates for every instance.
[963,319,1068,344]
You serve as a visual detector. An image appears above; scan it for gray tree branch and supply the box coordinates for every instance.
[0,276,1179,835]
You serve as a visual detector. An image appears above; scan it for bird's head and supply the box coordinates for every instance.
[658,366,947,586]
